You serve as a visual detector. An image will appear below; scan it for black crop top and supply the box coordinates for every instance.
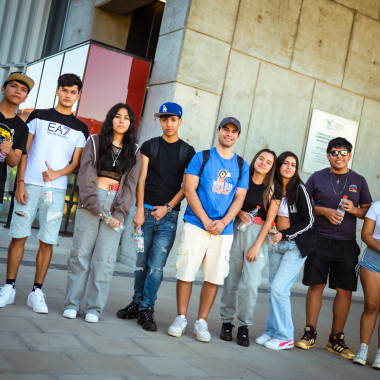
[98,145,123,182]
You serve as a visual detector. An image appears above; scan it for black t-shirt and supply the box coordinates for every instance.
[241,179,281,221]
[0,112,28,203]
[140,137,195,211]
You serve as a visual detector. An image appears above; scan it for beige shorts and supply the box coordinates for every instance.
[176,222,233,285]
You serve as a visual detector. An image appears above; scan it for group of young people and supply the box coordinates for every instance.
[0,71,379,370]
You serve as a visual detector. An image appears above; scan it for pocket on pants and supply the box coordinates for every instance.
[100,253,117,282]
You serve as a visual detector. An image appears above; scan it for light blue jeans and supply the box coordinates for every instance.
[220,221,268,327]
[265,241,306,341]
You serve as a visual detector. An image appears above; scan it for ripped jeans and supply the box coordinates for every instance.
[133,208,178,310]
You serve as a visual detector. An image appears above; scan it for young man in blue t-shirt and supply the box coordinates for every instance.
[168,117,249,343]
[296,137,372,359]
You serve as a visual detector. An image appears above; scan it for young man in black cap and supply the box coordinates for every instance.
[117,102,195,331]
[0,72,34,209]
[168,117,249,343]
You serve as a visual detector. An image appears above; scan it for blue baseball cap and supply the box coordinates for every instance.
[154,102,183,118]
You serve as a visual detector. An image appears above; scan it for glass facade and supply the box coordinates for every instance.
[1,42,151,234]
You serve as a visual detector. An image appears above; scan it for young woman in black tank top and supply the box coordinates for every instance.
[220,148,280,347]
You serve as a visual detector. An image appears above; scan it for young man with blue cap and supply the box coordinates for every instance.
[117,102,195,331]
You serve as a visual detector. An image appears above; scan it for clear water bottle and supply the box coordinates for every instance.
[237,205,261,232]
[102,212,125,232]
[267,221,278,246]
[134,228,144,252]
[43,182,54,206]
[336,195,348,224]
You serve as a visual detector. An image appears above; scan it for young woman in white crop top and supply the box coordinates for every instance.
[255,151,315,350]
[353,201,380,369]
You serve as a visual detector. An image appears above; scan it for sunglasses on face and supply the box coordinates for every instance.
[329,149,349,157]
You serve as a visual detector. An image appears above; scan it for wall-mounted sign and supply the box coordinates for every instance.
[302,109,359,174]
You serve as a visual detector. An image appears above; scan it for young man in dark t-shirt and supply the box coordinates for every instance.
[0,72,34,207]
[296,137,372,359]
[116,102,195,331]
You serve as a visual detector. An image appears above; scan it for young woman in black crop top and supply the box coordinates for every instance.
[63,103,141,323]
[255,151,315,350]
[220,148,280,347]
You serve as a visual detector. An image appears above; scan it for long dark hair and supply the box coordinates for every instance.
[97,103,137,174]
[249,148,277,210]
[275,151,304,205]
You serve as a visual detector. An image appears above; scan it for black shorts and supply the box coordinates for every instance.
[302,236,360,291]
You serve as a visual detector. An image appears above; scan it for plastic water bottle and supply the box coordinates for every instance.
[336,195,348,224]
[267,222,278,246]
[102,213,125,232]
[237,205,261,232]
[43,182,54,206]
[134,228,144,252]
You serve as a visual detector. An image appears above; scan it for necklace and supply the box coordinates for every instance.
[111,146,122,167]
[329,169,349,195]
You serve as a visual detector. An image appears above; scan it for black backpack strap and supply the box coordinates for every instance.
[178,140,190,171]
[237,155,244,181]
[148,137,160,168]
[198,150,210,177]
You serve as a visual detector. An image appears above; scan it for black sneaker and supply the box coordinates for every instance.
[295,325,317,350]
[137,308,157,331]
[237,326,249,347]
[326,332,355,359]
[220,322,234,341]
[116,302,139,319]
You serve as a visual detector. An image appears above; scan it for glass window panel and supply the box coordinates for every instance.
[22,61,44,113]
[76,44,132,134]
[56,44,90,113]
[35,54,63,109]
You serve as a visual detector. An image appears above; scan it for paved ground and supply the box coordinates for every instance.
[0,248,378,380]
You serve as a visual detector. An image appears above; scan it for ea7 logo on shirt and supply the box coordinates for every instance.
[212,169,233,195]
[47,122,71,139]
[349,184,357,193]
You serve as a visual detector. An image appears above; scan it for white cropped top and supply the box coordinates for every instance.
[277,197,289,217]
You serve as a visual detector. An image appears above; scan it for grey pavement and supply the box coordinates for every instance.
[0,248,378,380]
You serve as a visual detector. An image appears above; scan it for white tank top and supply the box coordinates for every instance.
[277,197,289,217]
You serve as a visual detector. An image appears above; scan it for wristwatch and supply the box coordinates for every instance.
[164,203,173,213]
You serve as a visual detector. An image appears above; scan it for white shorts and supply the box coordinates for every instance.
[176,222,233,285]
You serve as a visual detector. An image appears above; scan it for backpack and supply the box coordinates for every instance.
[148,136,191,170]
[198,150,244,180]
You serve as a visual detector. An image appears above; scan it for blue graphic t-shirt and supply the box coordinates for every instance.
[184,147,249,235]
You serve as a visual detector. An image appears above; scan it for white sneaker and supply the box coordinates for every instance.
[373,350,380,369]
[353,344,368,365]
[0,284,16,307]
[63,309,77,319]
[85,313,99,323]
[264,338,294,350]
[194,319,211,343]
[255,332,272,345]
[168,315,187,337]
[27,289,48,314]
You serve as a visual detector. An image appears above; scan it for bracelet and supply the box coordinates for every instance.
[220,220,226,227]
[16,179,24,184]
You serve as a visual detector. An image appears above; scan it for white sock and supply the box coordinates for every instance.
[178,314,186,319]
[360,343,368,349]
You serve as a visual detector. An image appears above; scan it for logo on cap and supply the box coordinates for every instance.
[163,105,167,113]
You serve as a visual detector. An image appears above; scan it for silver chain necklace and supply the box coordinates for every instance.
[329,169,349,195]
[111,146,122,167]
